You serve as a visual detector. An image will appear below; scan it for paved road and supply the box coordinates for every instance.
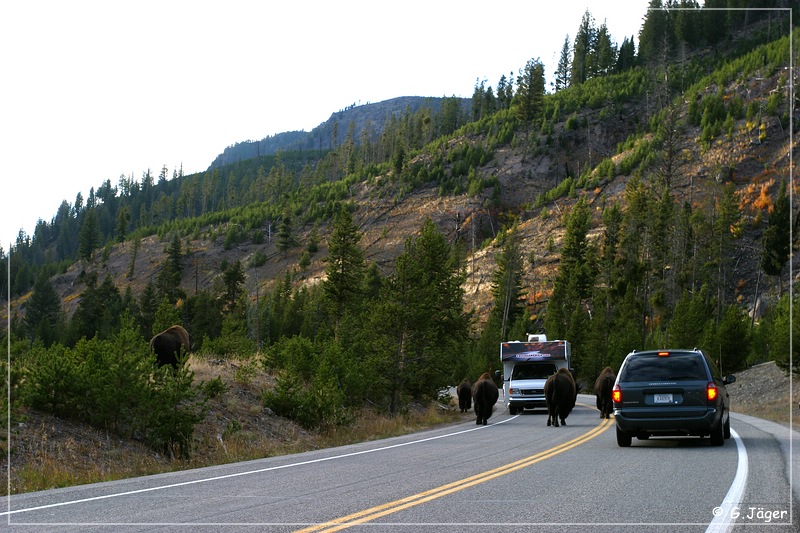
[4,395,798,532]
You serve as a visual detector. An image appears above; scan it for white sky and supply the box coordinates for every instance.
[0,0,649,248]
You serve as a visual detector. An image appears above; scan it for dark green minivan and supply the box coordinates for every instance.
[612,349,736,447]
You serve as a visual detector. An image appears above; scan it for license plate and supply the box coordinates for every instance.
[654,393,673,404]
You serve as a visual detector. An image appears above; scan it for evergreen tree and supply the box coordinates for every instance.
[139,281,160,338]
[69,273,123,343]
[276,214,297,256]
[615,36,637,72]
[322,208,366,325]
[370,218,469,412]
[115,206,131,243]
[760,179,790,293]
[490,225,525,342]
[220,259,246,313]
[594,21,616,76]
[571,10,595,85]
[78,208,101,262]
[514,57,546,159]
[156,234,185,304]
[545,198,595,353]
[554,35,572,92]
[24,272,63,347]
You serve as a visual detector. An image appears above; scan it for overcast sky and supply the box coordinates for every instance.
[0,0,650,248]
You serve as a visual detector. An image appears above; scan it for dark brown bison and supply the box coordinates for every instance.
[457,379,472,413]
[472,372,499,425]
[544,367,577,427]
[594,366,616,419]
[150,325,191,369]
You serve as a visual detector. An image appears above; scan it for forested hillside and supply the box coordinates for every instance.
[207,96,470,169]
[1,4,798,466]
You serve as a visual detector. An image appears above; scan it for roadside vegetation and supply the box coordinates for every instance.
[1,5,797,495]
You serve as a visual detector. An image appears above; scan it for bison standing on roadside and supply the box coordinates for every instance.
[150,325,191,369]
[594,366,616,419]
[472,372,499,425]
[457,379,472,413]
[545,367,577,427]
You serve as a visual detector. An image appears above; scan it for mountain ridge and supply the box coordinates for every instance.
[207,96,471,170]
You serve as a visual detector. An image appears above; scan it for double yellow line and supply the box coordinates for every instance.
[295,415,614,532]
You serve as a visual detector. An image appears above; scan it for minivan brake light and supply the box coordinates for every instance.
[612,384,622,403]
[707,382,718,401]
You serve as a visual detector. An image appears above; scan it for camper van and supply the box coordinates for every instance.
[500,334,572,415]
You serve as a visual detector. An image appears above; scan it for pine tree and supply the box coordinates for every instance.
[24,272,63,346]
[78,208,101,262]
[571,10,595,85]
[276,214,297,256]
[760,179,790,293]
[115,206,131,243]
[322,208,366,323]
[156,235,184,304]
[545,198,595,346]
[554,35,572,92]
[490,225,525,341]
[371,218,469,412]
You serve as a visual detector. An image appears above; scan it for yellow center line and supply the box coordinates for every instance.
[294,415,614,533]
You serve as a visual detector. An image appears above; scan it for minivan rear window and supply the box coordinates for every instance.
[620,354,707,382]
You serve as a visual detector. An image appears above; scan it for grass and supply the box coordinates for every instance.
[7,393,462,495]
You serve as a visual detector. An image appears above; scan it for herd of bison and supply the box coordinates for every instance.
[151,324,618,425]
[457,366,617,426]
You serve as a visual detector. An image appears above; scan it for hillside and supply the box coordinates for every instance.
[3,12,799,496]
[37,57,797,330]
[207,96,470,169]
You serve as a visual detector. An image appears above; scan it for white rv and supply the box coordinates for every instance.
[500,334,572,415]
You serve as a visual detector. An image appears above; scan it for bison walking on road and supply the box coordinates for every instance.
[594,366,616,419]
[457,379,472,413]
[472,372,499,425]
[545,367,577,427]
[150,325,191,369]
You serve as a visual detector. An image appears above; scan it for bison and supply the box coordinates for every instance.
[457,378,472,413]
[544,367,577,427]
[150,325,191,369]
[594,366,616,419]
[472,372,499,425]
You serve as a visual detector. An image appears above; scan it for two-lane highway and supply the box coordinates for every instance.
[5,395,798,532]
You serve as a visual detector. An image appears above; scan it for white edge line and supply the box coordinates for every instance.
[705,428,748,533]
[2,415,518,516]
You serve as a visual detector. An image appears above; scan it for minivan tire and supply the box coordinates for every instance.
[710,418,725,446]
[616,426,632,447]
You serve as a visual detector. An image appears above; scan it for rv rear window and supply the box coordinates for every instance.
[512,363,558,380]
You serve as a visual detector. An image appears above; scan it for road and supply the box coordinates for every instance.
[4,395,799,532]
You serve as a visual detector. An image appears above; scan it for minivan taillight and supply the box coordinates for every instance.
[612,384,622,403]
[707,382,718,401]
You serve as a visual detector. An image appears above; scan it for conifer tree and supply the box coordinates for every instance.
[554,35,572,92]
[24,272,63,347]
[760,179,790,294]
[156,235,184,304]
[545,198,595,354]
[78,208,101,262]
[370,218,469,412]
[322,208,366,325]
[491,225,525,341]
[276,214,297,256]
[570,10,595,85]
